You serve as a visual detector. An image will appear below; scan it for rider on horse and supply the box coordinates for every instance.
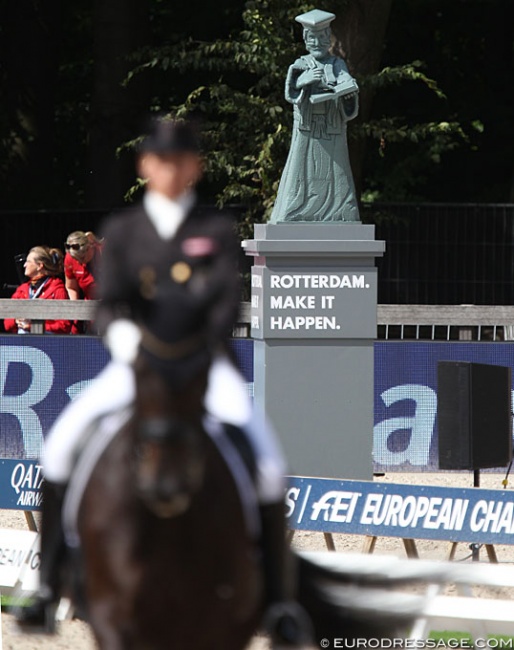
[15,116,309,645]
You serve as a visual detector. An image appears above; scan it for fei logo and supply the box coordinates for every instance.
[310,491,361,523]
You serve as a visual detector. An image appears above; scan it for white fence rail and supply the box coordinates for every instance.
[304,551,514,640]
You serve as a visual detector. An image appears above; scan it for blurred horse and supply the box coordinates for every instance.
[71,345,410,650]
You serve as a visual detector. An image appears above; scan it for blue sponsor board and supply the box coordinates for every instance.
[0,336,251,461]
[0,337,109,459]
[1,336,514,472]
[0,459,43,511]
[7,466,514,549]
[286,476,514,545]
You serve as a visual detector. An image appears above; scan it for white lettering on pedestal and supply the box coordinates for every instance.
[269,273,367,289]
[270,295,315,309]
[266,272,370,333]
[321,295,335,309]
[270,316,340,331]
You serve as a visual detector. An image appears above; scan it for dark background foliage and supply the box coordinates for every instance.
[0,0,513,214]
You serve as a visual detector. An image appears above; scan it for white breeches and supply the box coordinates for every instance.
[42,356,286,504]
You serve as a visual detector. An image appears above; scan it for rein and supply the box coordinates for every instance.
[140,326,206,360]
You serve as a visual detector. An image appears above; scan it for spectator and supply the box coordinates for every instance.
[4,246,71,334]
[64,230,102,300]
[64,231,102,334]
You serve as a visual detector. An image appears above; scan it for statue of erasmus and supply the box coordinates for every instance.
[269,9,360,223]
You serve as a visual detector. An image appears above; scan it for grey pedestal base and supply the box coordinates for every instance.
[243,223,385,480]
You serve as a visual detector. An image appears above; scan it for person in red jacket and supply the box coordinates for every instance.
[4,246,71,335]
[64,231,102,334]
[63,230,102,301]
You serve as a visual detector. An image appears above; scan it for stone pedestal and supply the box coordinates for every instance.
[242,224,385,479]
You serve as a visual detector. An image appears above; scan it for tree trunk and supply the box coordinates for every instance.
[87,0,150,209]
[331,0,393,199]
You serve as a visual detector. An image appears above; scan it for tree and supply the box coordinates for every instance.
[125,0,469,232]
[0,0,511,211]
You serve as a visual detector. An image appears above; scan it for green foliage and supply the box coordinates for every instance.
[368,61,447,99]
[125,0,474,229]
[359,116,475,203]
[0,0,510,211]
[124,177,147,203]
[127,0,314,237]
[357,60,482,203]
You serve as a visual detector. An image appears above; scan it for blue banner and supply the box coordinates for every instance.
[7,459,514,549]
[1,336,514,472]
[8,465,514,549]
[286,476,514,545]
[0,459,43,510]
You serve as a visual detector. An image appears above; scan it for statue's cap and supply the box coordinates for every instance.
[137,115,201,155]
[295,9,336,31]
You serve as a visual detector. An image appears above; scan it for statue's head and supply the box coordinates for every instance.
[303,27,331,59]
[296,8,335,60]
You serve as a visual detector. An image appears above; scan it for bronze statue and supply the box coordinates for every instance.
[270,9,360,223]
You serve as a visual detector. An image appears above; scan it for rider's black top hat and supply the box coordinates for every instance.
[137,116,201,156]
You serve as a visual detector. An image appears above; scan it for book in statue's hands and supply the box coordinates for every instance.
[309,76,358,104]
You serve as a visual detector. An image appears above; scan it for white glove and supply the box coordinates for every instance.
[104,319,142,364]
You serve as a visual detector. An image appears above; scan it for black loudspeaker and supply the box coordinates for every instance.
[438,361,513,470]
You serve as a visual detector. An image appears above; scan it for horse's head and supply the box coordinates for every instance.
[132,343,210,519]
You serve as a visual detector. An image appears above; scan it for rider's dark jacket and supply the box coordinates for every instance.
[95,200,241,378]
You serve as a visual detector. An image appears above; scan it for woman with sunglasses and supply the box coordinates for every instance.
[64,231,103,333]
[64,231,102,301]
[3,246,71,334]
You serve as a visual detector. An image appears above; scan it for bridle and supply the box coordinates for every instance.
[139,325,207,361]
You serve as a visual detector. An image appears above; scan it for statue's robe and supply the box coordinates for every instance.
[270,54,360,223]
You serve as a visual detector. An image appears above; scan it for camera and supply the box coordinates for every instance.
[14,253,26,284]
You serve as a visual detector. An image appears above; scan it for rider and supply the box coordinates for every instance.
[16,115,310,645]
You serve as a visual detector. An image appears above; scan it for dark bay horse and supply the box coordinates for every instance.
[72,346,410,650]
[74,349,264,650]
